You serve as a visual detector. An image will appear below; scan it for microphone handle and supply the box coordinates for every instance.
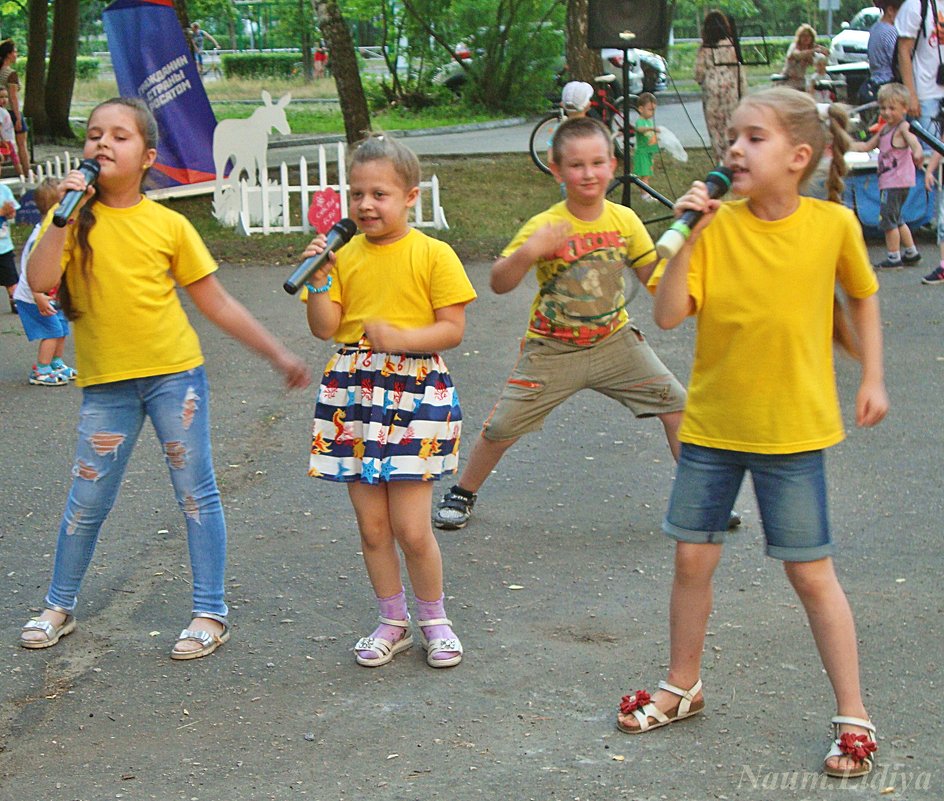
[283,251,329,295]
[53,160,101,228]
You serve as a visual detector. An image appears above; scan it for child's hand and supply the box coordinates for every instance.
[527,221,571,260]
[34,292,56,316]
[59,169,96,210]
[856,379,888,427]
[674,181,721,238]
[926,168,938,190]
[300,234,336,284]
[274,350,311,390]
[363,320,405,353]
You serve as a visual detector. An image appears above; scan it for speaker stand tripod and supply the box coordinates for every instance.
[608,49,673,220]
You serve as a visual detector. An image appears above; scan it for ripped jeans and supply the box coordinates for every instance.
[45,366,228,619]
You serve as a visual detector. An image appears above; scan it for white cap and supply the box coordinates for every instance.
[561,81,594,113]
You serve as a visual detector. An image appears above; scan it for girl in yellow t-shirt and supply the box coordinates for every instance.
[301,134,476,668]
[19,98,310,660]
[618,89,888,780]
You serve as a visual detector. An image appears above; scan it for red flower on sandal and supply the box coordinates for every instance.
[837,732,877,762]
[619,690,651,715]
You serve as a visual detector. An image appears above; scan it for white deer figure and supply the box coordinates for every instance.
[212,90,291,225]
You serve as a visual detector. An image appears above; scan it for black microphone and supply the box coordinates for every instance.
[52,158,101,228]
[908,118,944,157]
[283,218,358,295]
[656,166,734,259]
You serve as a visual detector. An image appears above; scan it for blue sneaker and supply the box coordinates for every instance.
[29,367,66,387]
[54,364,78,381]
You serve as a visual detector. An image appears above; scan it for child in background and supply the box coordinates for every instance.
[633,92,660,200]
[560,81,594,117]
[19,97,310,658]
[301,134,476,668]
[13,179,74,385]
[921,148,944,283]
[807,53,835,102]
[0,177,18,312]
[849,82,922,269]
[0,87,20,175]
[618,88,885,780]
[434,117,690,531]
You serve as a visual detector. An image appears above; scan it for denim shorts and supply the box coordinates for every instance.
[664,443,834,562]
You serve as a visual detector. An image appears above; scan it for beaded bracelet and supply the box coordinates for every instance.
[304,274,333,295]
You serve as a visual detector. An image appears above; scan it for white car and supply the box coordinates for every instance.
[829,7,881,64]
[601,49,668,94]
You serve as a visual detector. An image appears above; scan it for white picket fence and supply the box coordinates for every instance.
[234,142,448,235]
[19,144,450,236]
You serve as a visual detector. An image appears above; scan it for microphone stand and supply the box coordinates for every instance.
[608,45,674,219]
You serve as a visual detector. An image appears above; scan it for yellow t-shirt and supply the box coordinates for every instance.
[501,200,656,346]
[325,228,476,345]
[649,197,878,453]
[45,198,217,387]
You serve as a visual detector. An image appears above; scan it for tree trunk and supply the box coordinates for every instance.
[566,0,603,82]
[172,0,191,41]
[24,0,49,136]
[44,0,80,139]
[312,0,370,143]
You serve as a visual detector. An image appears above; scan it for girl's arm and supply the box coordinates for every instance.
[900,124,925,166]
[694,46,706,85]
[652,181,718,329]
[27,170,94,293]
[8,79,21,132]
[299,235,343,340]
[490,220,571,294]
[845,293,888,427]
[848,131,880,153]
[364,302,467,354]
[185,274,311,389]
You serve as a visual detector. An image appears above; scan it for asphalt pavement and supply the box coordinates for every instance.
[1,231,943,799]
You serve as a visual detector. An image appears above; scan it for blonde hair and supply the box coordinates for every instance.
[33,178,60,217]
[739,87,849,201]
[550,116,613,165]
[876,82,910,106]
[349,132,420,189]
[794,23,817,44]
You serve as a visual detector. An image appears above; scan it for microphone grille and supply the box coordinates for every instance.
[334,217,357,243]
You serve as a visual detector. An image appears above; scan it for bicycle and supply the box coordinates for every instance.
[529,75,637,175]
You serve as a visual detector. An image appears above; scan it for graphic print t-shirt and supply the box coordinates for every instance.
[501,200,656,346]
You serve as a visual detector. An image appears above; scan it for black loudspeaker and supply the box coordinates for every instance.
[587,0,674,51]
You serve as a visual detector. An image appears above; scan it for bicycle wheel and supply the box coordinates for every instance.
[529,112,562,175]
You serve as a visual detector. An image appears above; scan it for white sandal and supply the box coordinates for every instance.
[354,616,413,667]
[823,715,877,778]
[617,679,705,734]
[417,616,463,668]
[20,605,77,649]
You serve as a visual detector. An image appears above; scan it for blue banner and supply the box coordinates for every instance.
[103,0,217,189]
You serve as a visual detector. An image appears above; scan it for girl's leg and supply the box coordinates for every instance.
[24,384,145,639]
[784,557,871,773]
[388,481,461,663]
[617,541,722,730]
[348,482,413,661]
[144,369,228,650]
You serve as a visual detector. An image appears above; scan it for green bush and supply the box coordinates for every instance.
[222,52,300,80]
[76,57,100,81]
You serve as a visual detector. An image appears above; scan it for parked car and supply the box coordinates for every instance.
[601,48,668,94]
[829,7,881,64]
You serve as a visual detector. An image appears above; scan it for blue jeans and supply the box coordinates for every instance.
[664,443,834,562]
[45,367,228,619]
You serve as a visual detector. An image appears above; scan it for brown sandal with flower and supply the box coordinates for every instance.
[616,679,704,733]
[823,716,877,778]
